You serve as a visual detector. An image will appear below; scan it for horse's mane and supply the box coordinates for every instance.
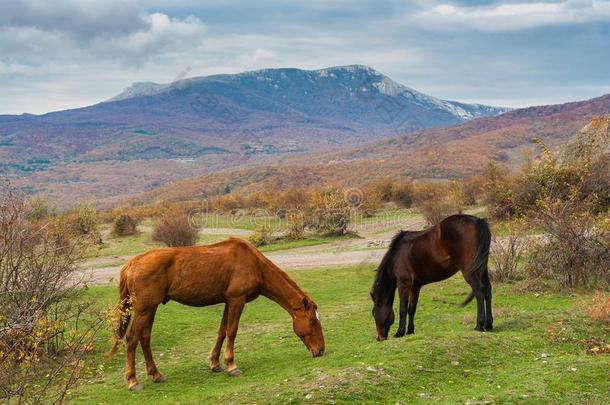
[371,230,408,301]
[257,248,312,301]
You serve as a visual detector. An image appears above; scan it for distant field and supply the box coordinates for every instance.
[70,267,608,404]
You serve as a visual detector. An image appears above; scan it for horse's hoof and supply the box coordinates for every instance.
[474,326,485,332]
[153,374,166,383]
[393,331,405,338]
[129,383,143,392]
[228,368,242,377]
[211,365,223,373]
[406,330,414,335]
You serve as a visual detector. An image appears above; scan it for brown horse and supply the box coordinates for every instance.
[371,214,492,340]
[108,237,325,391]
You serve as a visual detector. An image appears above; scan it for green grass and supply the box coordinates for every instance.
[70,267,608,404]
[88,229,230,260]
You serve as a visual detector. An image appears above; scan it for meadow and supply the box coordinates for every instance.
[70,266,608,404]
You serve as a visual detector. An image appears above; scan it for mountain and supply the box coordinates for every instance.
[0,65,510,205]
[0,65,508,169]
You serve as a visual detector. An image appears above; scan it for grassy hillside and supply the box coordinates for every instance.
[70,267,607,404]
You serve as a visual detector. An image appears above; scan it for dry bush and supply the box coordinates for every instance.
[306,187,352,236]
[525,195,609,289]
[490,219,527,282]
[413,182,463,226]
[210,194,242,213]
[25,195,53,223]
[521,143,610,289]
[286,210,306,240]
[56,202,102,244]
[481,163,517,220]
[152,207,200,247]
[584,291,610,323]
[111,214,139,237]
[248,225,274,247]
[360,184,383,217]
[368,178,395,202]
[463,175,485,206]
[390,179,414,208]
[0,182,99,404]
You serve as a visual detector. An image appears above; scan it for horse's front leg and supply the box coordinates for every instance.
[224,297,246,376]
[209,304,228,372]
[406,286,420,335]
[394,285,409,337]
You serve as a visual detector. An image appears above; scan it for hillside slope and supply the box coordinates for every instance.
[132,104,610,206]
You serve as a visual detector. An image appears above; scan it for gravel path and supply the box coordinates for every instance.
[83,215,428,285]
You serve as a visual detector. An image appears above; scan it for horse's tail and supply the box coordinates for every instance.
[461,217,492,307]
[106,263,133,358]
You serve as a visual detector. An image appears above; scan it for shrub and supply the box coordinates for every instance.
[307,187,352,236]
[25,195,53,222]
[584,291,610,323]
[490,219,527,282]
[521,141,610,289]
[152,208,200,247]
[0,182,99,403]
[462,175,485,206]
[57,202,102,244]
[112,214,139,237]
[286,211,306,240]
[390,179,414,208]
[481,163,517,219]
[360,185,383,217]
[248,225,273,247]
[413,182,463,226]
[524,196,609,289]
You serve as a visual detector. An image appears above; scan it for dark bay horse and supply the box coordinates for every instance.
[371,214,492,340]
[108,237,325,391]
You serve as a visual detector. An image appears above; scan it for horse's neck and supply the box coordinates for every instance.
[260,262,304,316]
[378,269,397,304]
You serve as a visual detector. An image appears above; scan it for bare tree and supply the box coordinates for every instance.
[0,181,99,404]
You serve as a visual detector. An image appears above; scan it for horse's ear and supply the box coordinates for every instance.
[302,297,309,309]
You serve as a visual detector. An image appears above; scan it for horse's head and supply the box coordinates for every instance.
[292,297,325,357]
[371,291,394,341]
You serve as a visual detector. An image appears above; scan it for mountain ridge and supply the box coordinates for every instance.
[105,65,509,121]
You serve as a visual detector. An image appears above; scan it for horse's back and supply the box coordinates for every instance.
[123,238,265,307]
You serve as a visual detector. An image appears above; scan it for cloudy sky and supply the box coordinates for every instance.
[1,0,609,114]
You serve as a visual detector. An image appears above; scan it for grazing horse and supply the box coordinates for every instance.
[108,237,325,391]
[371,214,492,340]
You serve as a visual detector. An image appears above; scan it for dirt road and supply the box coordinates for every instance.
[84,216,428,284]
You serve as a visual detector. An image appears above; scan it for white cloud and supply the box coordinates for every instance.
[93,13,206,64]
[232,48,281,69]
[414,0,610,31]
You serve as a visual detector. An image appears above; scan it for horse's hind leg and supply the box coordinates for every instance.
[209,304,228,372]
[224,297,246,376]
[482,270,493,331]
[124,310,147,391]
[464,274,486,332]
[140,305,165,383]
